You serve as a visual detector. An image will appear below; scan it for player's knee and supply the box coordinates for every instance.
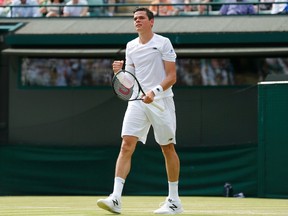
[161,143,175,155]
[120,137,137,155]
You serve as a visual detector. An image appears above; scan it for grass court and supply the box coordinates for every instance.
[1,196,288,216]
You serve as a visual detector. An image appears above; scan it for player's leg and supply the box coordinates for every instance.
[97,101,150,214]
[112,135,138,201]
[161,143,180,186]
[97,135,138,214]
[162,144,182,203]
[115,135,138,179]
[149,97,183,214]
[154,143,183,214]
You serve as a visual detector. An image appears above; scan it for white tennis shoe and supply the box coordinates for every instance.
[97,195,121,214]
[154,198,183,214]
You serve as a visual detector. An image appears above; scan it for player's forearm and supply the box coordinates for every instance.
[151,72,176,97]
[160,73,177,91]
[161,61,177,91]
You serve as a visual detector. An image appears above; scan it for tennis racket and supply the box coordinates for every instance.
[112,69,165,112]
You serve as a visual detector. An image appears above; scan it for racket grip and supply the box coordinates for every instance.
[151,101,165,112]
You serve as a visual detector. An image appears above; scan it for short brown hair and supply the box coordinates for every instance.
[133,7,154,20]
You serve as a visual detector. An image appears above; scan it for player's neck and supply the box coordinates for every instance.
[138,32,154,44]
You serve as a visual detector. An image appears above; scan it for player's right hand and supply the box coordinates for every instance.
[112,60,124,73]
[142,90,155,104]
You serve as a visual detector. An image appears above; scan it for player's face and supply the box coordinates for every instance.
[133,11,154,33]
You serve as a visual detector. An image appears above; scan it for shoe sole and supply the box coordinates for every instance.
[97,200,121,214]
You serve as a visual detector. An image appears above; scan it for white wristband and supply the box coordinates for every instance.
[152,85,163,96]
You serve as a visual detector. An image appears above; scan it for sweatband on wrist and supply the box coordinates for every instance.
[152,85,163,96]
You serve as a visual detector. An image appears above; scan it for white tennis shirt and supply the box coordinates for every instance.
[125,33,177,99]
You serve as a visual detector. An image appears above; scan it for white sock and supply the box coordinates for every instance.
[168,181,180,201]
[112,177,125,198]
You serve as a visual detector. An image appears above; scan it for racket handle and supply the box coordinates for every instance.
[151,101,165,112]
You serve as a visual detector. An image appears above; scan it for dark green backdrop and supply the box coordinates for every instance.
[0,144,257,196]
[258,82,288,198]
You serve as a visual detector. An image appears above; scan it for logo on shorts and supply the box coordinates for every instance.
[168,138,173,142]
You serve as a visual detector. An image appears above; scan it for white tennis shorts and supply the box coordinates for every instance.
[121,97,176,145]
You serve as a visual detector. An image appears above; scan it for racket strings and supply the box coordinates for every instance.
[113,73,135,101]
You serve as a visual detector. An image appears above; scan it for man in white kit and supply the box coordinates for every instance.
[97,7,183,215]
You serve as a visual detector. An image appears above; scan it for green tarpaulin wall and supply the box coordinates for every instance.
[0,144,257,197]
[258,82,288,198]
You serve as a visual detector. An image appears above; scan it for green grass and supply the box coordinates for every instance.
[0,196,288,216]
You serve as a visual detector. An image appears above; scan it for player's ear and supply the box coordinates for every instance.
[150,18,154,28]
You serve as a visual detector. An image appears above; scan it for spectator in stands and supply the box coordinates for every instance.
[40,0,64,17]
[219,0,255,15]
[183,0,211,15]
[87,0,104,16]
[198,0,211,14]
[38,0,48,15]
[259,0,273,11]
[0,0,10,16]
[183,0,196,12]
[106,0,115,16]
[7,0,41,17]
[63,0,88,16]
[171,0,185,14]
[267,58,288,73]
[271,0,288,14]
[88,0,115,16]
[149,0,176,15]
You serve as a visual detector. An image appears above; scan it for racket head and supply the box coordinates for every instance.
[112,69,142,101]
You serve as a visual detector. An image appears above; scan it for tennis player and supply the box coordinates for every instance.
[97,7,183,215]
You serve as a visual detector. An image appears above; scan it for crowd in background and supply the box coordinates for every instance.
[0,0,116,17]
[21,58,113,87]
[0,0,287,17]
[21,57,288,87]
